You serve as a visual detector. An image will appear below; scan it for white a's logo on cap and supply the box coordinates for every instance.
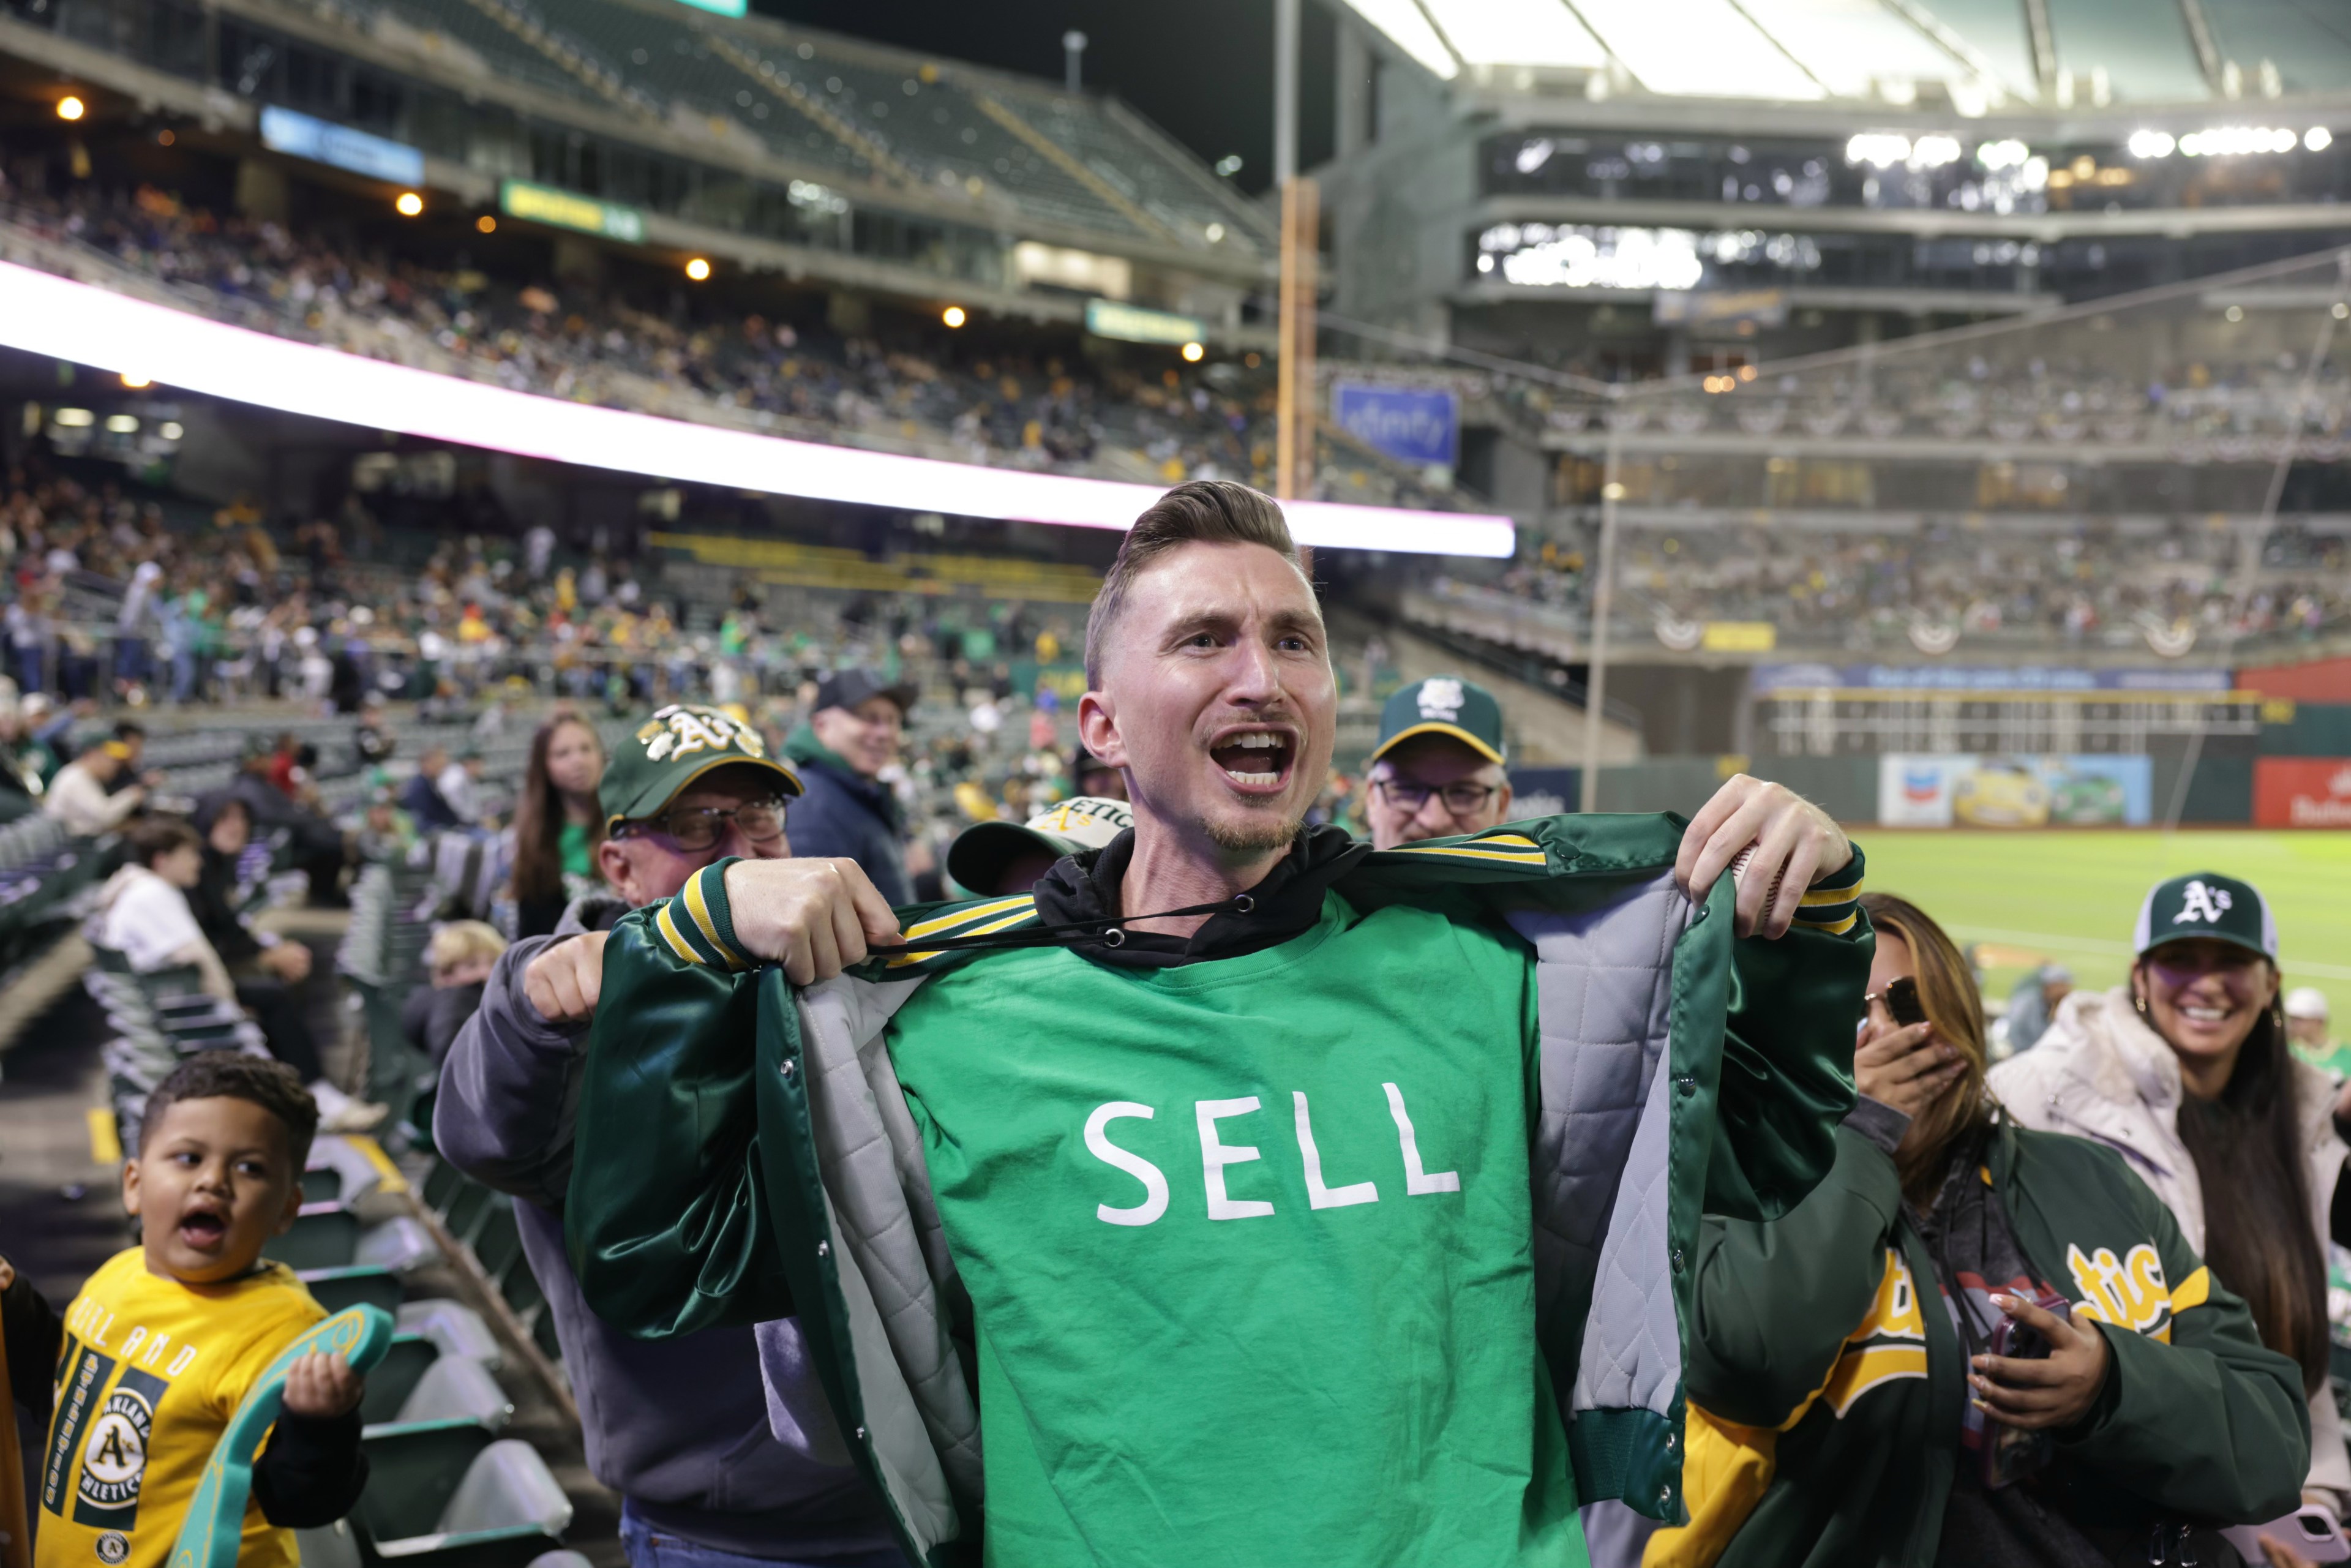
[2173,879,2233,925]
[1417,678,1465,721]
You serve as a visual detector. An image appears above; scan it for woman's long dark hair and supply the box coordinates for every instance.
[2163,980,2329,1397]
[511,711,603,907]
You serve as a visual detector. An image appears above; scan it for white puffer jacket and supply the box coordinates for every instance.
[1990,985,2351,1510]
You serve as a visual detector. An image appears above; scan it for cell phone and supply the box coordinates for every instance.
[1981,1290,2068,1490]
[1886,976,1928,1028]
[2222,1504,2351,1564]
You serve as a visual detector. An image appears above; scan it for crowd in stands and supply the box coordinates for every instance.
[1448,517,2351,655]
[0,179,1447,510]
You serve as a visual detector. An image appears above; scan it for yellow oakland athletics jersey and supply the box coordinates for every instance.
[36,1250,324,1568]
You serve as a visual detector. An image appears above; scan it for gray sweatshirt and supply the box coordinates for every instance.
[432,895,901,1561]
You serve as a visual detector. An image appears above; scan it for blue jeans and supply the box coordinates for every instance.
[617,1502,906,1568]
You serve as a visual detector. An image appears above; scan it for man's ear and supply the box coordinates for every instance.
[595,839,636,902]
[121,1154,141,1218]
[1076,691,1125,770]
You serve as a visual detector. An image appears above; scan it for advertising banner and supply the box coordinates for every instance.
[499,180,647,243]
[260,107,424,186]
[1083,299,1204,347]
[1330,383,1459,467]
[1877,754,2153,828]
[2253,757,2351,827]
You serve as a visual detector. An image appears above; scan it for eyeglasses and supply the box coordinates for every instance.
[1373,778,1499,816]
[617,798,788,852]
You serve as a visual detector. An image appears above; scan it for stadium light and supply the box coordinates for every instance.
[1181,342,1204,362]
[2311,128,2336,152]
[56,96,84,122]
[476,215,497,234]
[120,372,149,388]
[159,422,183,440]
[942,306,967,328]
[51,408,93,427]
[105,415,138,433]
[0,258,1513,558]
[684,257,712,281]
[2127,130,2176,159]
[1845,133,1910,169]
[394,192,424,217]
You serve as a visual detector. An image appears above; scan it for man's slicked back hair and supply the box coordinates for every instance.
[1084,481,1307,685]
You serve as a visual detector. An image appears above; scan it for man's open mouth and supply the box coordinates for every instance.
[177,1209,228,1249]
[1209,729,1294,792]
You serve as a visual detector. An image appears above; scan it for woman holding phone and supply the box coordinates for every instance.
[1992,872,2351,1533]
[1649,891,2308,1568]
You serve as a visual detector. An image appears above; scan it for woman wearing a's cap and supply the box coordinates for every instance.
[1990,871,2351,1518]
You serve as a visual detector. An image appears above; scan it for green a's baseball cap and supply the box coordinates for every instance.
[947,795,1134,896]
[2133,871,2278,961]
[601,703,801,828]
[1370,675,1506,767]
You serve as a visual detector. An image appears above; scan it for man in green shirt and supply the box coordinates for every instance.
[564,481,1871,1567]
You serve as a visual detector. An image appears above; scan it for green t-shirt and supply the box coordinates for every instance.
[558,819,595,880]
[885,889,1583,1568]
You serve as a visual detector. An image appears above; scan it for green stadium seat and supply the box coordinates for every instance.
[396,1300,504,1371]
[357,1427,572,1568]
[268,1206,361,1272]
[359,1336,444,1426]
[443,1178,497,1247]
[299,1266,405,1320]
[467,1200,523,1291]
[366,1356,514,1434]
[421,1155,468,1217]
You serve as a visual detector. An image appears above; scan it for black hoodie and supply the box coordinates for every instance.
[1029,823,1369,969]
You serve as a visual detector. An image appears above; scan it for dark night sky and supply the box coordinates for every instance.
[748,0,1335,194]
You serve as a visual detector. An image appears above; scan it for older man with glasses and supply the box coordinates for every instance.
[436,703,906,1568]
[1362,674,1515,850]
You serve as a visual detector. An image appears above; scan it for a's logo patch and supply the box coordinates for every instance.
[94,1531,130,1564]
[636,704,766,765]
[77,1391,151,1512]
[1415,678,1464,721]
[2173,879,2233,926]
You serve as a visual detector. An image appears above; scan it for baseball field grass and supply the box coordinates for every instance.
[1860,828,2351,1006]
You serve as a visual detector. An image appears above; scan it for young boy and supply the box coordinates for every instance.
[1,1054,367,1568]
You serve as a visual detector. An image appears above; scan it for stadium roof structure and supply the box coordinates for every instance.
[67,0,1273,282]
[1338,0,2351,112]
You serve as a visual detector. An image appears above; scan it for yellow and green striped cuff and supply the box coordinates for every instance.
[653,861,752,970]
[1792,844,1866,936]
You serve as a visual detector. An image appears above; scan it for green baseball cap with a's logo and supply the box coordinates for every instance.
[2134,871,2278,961]
[602,703,802,829]
[1370,675,1506,767]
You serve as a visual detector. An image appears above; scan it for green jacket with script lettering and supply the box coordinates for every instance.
[564,814,1872,1568]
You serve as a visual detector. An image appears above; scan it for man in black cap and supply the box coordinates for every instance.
[784,668,917,905]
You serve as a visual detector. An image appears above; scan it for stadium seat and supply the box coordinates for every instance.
[359,1335,445,1425]
[467,1199,524,1291]
[396,1299,504,1371]
[420,1153,468,1217]
[441,1178,497,1248]
[307,1135,391,1207]
[355,1215,441,1275]
[269,1208,438,1275]
[299,1267,405,1321]
[366,1354,514,1435]
[358,1428,572,1568]
[292,1519,363,1568]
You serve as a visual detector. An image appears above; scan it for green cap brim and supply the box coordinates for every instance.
[606,753,803,830]
[1369,721,1505,767]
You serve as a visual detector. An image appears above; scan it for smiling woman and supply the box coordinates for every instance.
[1990,870,2351,1514]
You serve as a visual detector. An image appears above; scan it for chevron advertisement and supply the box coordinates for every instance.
[1877,755,2153,828]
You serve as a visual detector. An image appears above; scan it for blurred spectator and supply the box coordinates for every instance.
[2002,962,2074,1056]
[435,708,902,1566]
[2287,988,2351,1081]
[945,795,1133,896]
[1071,744,1127,803]
[354,696,396,767]
[1660,890,2310,1568]
[222,739,352,908]
[1991,872,2351,1516]
[94,817,230,996]
[786,669,915,906]
[439,746,489,828]
[509,711,607,940]
[403,921,506,1070]
[44,733,144,836]
[1360,676,1513,851]
[401,744,460,831]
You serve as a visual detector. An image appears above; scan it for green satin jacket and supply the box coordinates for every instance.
[564,815,1874,1567]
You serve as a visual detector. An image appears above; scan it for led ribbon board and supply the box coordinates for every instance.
[0,262,1512,557]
